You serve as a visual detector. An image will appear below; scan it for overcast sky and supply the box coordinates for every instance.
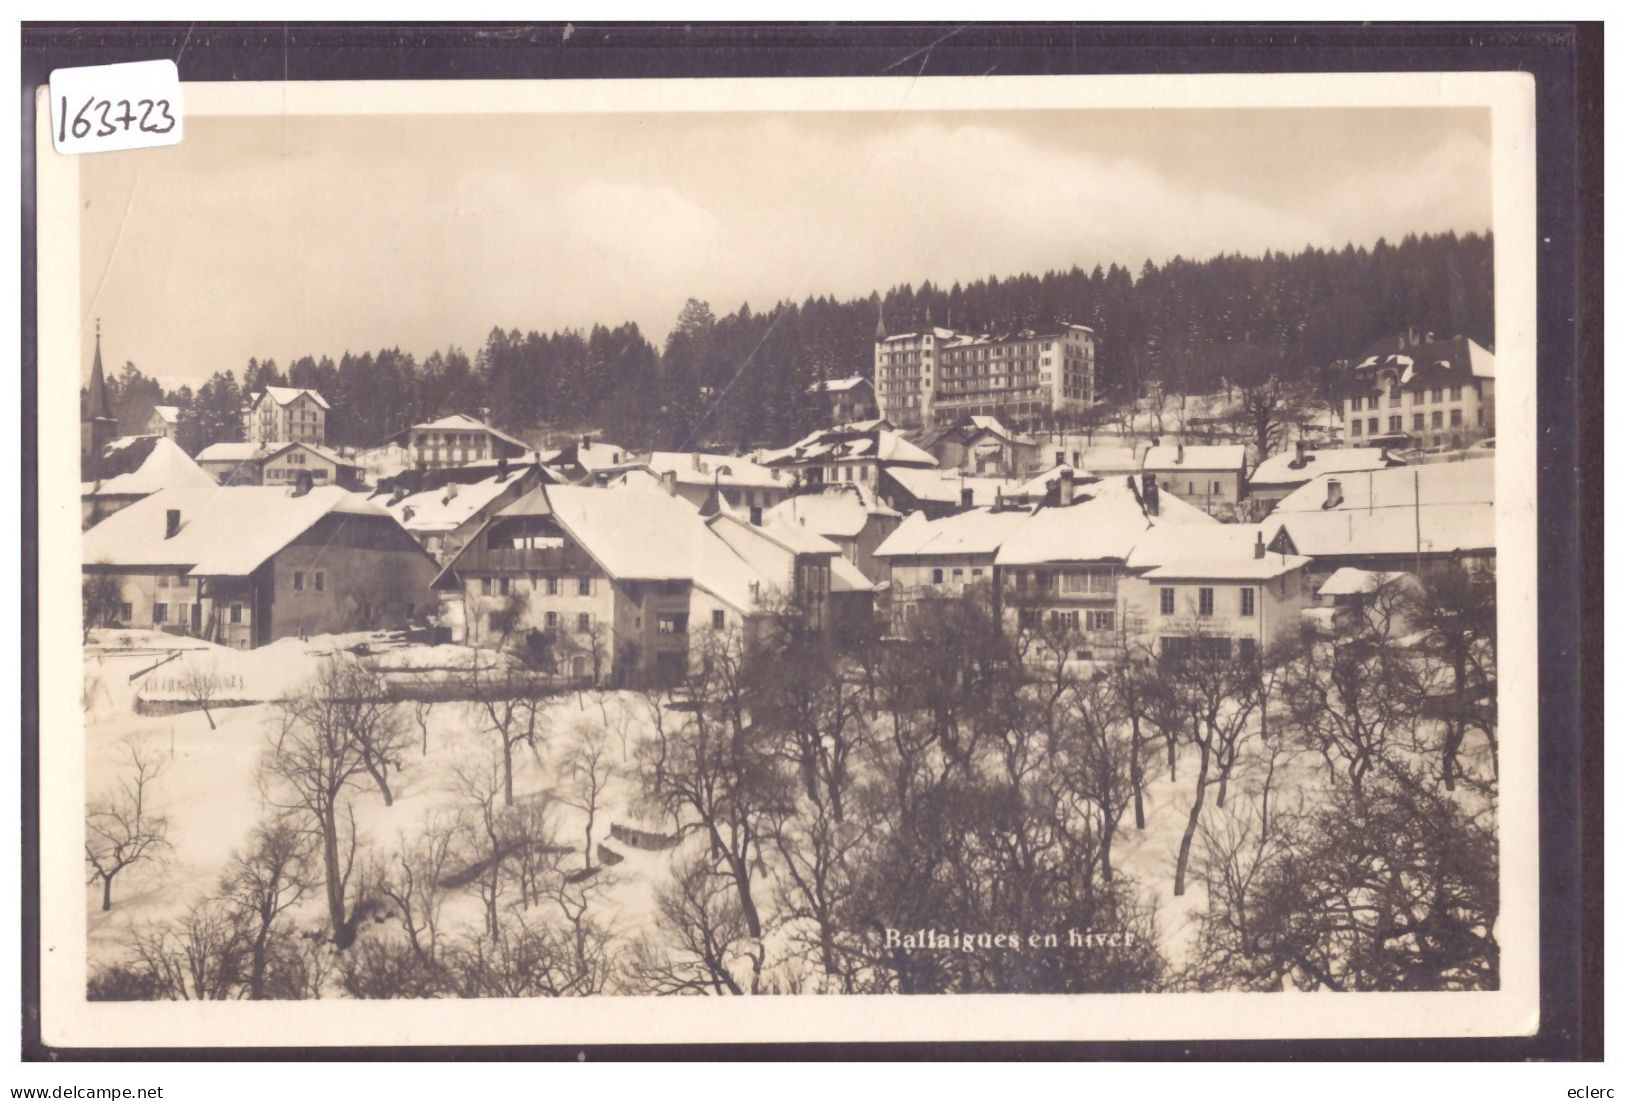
[78,107,1491,386]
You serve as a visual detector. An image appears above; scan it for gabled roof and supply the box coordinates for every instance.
[1142,444,1248,471]
[1129,522,1309,580]
[150,405,179,425]
[84,437,217,498]
[997,477,1215,567]
[1317,567,1421,597]
[1265,458,1495,558]
[1249,447,1404,489]
[251,386,331,411]
[763,484,900,539]
[757,424,933,468]
[808,376,873,394]
[397,413,531,452]
[195,441,270,464]
[1348,335,1495,393]
[1273,457,1493,514]
[636,451,785,489]
[873,506,1035,560]
[377,469,531,533]
[884,466,1021,508]
[82,486,396,576]
[263,441,359,469]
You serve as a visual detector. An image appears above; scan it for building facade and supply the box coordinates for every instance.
[244,387,330,448]
[1340,330,1496,450]
[392,414,532,471]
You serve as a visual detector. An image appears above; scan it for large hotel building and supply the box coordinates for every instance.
[873,323,1096,428]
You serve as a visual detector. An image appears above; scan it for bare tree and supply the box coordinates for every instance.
[627,854,760,995]
[1402,563,1498,790]
[128,897,247,1001]
[180,661,223,731]
[221,819,314,999]
[82,569,122,644]
[465,654,553,807]
[85,738,171,911]
[557,722,614,873]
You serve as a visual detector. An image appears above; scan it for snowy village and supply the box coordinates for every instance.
[76,292,1500,1001]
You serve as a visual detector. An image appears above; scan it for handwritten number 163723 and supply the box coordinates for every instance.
[58,96,176,141]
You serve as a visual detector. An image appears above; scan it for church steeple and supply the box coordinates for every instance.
[81,318,117,473]
[874,297,887,342]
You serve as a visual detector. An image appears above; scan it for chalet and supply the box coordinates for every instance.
[601,451,790,520]
[1246,441,1406,512]
[808,376,879,424]
[81,436,217,529]
[1123,521,1313,664]
[763,483,902,584]
[910,415,1042,480]
[145,405,179,440]
[196,442,271,485]
[82,483,440,649]
[390,413,532,471]
[261,441,364,490]
[1141,442,1249,517]
[873,502,1035,631]
[757,421,935,497]
[1263,458,1495,579]
[434,484,777,686]
[994,472,1218,663]
[373,459,546,562]
[1340,329,1496,450]
[244,387,330,448]
[704,499,876,644]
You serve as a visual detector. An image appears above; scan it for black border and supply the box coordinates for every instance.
[20,21,1602,1062]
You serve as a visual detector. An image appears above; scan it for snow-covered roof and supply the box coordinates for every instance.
[885,466,1020,507]
[83,486,394,576]
[253,386,330,411]
[998,477,1215,567]
[1266,460,1495,558]
[1142,444,1248,471]
[150,405,179,425]
[638,451,785,489]
[195,441,269,464]
[264,441,359,468]
[405,413,531,452]
[378,471,529,533]
[763,484,899,539]
[1131,522,1310,580]
[874,506,1034,560]
[489,483,773,615]
[84,437,216,498]
[808,376,871,394]
[1317,567,1420,597]
[1010,464,1090,499]
[829,553,874,594]
[1249,447,1403,489]
[758,425,934,468]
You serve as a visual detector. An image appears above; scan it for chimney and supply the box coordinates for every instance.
[291,470,314,497]
[1294,438,1306,466]
[1176,442,1185,465]
[692,451,703,473]
[1324,478,1343,509]
[402,505,416,523]
[496,455,509,479]
[579,435,590,451]
[661,470,678,496]
[1253,530,1265,559]
[164,509,181,539]
[1058,467,1075,506]
[1141,472,1160,516]
[442,483,459,505]
[960,485,975,509]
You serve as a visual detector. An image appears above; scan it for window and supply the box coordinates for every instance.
[1389,416,1403,433]
[1451,385,1463,401]
[712,609,726,630]
[1477,408,1485,426]
[1239,587,1256,617]
[1351,395,1362,411]
[1368,418,1378,434]
[498,577,512,596]
[932,568,945,584]
[1431,411,1444,428]
[1198,587,1214,617]
[1413,413,1425,430]
[1431,387,1444,403]
[1212,481,1222,495]
[230,603,243,624]
[576,613,591,633]
[293,570,305,592]
[1389,384,1401,402]
[657,613,688,636]
[118,602,132,622]
[314,571,325,593]
[1200,636,1232,661]
[578,576,592,596]
[1351,421,1362,437]
[153,602,167,624]
[1239,638,1258,663]
[1450,409,1463,426]
[546,576,559,595]
[1160,587,1175,615]
[952,568,964,580]
[544,611,558,630]
[1085,609,1114,632]
[480,577,492,596]
[971,568,984,578]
